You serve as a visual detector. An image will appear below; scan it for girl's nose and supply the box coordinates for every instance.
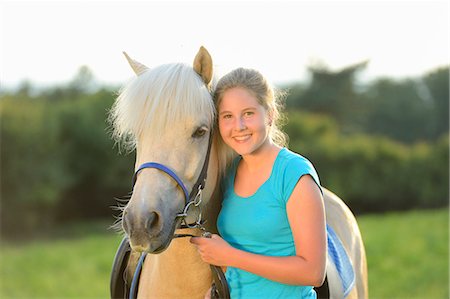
[235,116,246,130]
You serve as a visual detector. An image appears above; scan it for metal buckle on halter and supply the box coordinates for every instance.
[177,187,204,229]
[193,184,203,206]
[177,185,203,216]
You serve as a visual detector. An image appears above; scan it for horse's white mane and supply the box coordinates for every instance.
[110,60,236,179]
[110,63,215,150]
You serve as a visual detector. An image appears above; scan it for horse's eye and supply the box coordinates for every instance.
[192,126,208,138]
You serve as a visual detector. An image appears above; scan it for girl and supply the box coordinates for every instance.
[191,68,326,299]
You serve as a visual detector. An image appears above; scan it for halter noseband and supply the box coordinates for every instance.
[131,131,213,229]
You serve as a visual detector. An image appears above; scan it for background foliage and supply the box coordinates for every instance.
[0,64,448,238]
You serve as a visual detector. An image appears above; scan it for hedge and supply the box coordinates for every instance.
[285,111,449,213]
[0,98,448,238]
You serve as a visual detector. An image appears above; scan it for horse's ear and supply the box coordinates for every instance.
[123,52,148,76]
[193,46,213,85]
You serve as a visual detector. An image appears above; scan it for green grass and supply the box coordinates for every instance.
[0,209,448,299]
[0,221,123,299]
[357,208,449,299]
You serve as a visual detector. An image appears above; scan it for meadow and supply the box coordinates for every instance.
[0,208,448,299]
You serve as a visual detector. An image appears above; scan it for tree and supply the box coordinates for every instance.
[423,66,449,139]
[363,77,437,143]
[41,66,97,101]
[286,61,369,134]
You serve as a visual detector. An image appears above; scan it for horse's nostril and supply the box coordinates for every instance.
[145,212,161,236]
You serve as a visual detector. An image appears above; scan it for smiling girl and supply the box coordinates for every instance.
[191,68,326,299]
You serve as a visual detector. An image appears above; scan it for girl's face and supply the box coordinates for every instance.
[218,87,271,156]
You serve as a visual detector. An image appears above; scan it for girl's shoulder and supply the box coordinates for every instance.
[275,148,316,173]
[272,148,322,202]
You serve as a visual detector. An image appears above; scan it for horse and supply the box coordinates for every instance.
[109,47,368,299]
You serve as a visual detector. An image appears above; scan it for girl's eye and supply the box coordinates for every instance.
[244,111,254,117]
[222,114,232,119]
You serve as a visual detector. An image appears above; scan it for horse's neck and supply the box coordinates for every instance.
[137,229,213,299]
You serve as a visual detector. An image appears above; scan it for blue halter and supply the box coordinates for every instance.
[130,131,213,224]
[125,132,230,299]
[132,162,190,204]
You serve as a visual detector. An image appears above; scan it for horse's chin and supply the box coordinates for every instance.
[149,242,171,254]
[149,233,174,253]
[130,235,172,254]
[129,221,179,254]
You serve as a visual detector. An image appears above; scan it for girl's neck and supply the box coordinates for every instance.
[240,141,281,173]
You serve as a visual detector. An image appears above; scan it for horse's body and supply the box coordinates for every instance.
[111,47,368,299]
[323,189,368,299]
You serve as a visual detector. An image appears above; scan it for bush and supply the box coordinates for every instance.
[1,99,67,234]
[0,91,134,238]
[285,111,449,213]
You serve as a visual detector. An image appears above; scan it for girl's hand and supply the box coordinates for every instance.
[204,286,212,299]
[190,234,234,266]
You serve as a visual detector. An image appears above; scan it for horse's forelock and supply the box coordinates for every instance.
[110,63,215,151]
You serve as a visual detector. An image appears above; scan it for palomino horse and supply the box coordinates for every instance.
[110,47,368,299]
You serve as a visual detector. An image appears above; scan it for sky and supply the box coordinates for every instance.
[0,0,449,89]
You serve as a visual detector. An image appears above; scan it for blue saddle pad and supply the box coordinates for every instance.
[326,224,355,298]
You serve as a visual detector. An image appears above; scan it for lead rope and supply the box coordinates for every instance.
[202,232,231,299]
[129,253,146,299]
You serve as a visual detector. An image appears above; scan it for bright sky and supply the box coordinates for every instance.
[0,0,448,89]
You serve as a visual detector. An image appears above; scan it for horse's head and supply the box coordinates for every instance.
[110,47,218,253]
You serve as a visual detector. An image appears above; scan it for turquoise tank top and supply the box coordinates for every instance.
[217,148,322,299]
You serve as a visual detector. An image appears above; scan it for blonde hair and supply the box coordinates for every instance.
[110,63,215,151]
[213,68,288,172]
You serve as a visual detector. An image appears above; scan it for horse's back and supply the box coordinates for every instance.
[323,188,368,299]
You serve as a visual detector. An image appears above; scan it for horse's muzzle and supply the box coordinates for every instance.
[122,209,171,253]
[123,210,162,237]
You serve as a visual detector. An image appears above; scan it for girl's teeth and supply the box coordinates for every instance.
[234,135,250,141]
